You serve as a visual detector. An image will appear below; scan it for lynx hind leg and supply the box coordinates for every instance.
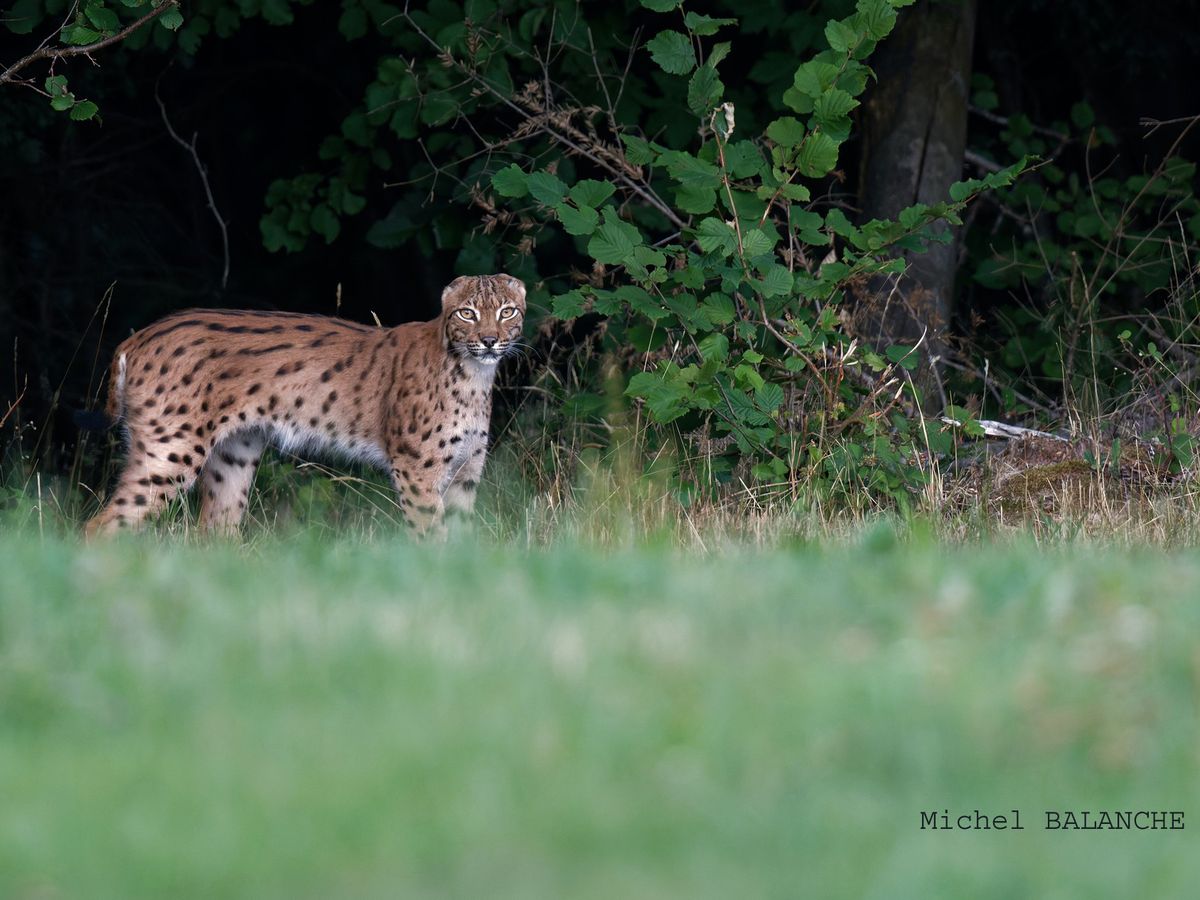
[198,430,267,534]
[84,437,202,538]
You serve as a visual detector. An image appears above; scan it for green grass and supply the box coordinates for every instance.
[2,528,1197,899]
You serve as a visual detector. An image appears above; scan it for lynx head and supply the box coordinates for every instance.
[441,274,526,365]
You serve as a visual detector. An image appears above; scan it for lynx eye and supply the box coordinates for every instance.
[456,308,478,321]
[498,307,519,321]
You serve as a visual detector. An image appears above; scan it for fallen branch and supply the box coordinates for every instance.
[0,1,180,87]
[940,416,1067,441]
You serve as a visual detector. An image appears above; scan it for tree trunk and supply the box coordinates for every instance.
[855,0,977,406]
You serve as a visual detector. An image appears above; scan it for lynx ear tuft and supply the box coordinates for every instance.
[500,274,526,302]
[441,275,473,307]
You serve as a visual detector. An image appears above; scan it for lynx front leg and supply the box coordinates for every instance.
[198,430,267,534]
[389,455,447,540]
[442,447,486,520]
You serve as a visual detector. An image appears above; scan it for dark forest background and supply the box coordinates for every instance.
[3,0,1199,501]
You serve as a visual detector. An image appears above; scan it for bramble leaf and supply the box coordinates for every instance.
[527,171,567,205]
[684,12,736,36]
[696,218,737,256]
[69,100,99,121]
[554,202,600,236]
[687,65,724,115]
[569,180,616,208]
[491,164,529,198]
[646,30,696,75]
[766,116,806,147]
[588,212,643,264]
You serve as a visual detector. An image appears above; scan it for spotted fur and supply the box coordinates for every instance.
[84,274,526,538]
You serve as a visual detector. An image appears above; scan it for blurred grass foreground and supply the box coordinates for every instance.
[1,532,1197,899]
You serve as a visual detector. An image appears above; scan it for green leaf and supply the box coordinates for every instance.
[725,141,765,178]
[69,100,99,121]
[51,94,75,112]
[824,208,860,242]
[687,65,724,115]
[420,93,457,126]
[620,134,658,166]
[61,24,102,44]
[527,171,567,205]
[260,0,294,26]
[554,202,600,236]
[766,116,805,147]
[773,183,811,202]
[588,213,643,265]
[7,0,40,35]
[885,344,919,370]
[646,30,696,75]
[813,88,858,129]
[782,87,813,115]
[708,41,732,68]
[973,90,999,111]
[627,370,690,424]
[552,289,589,319]
[792,60,841,98]
[684,12,736,35]
[756,381,784,412]
[639,0,681,10]
[698,332,730,361]
[795,132,840,177]
[310,204,340,243]
[696,218,737,256]
[620,285,670,321]
[696,295,732,327]
[756,265,794,298]
[852,0,898,40]
[723,386,770,425]
[824,19,860,53]
[661,150,721,188]
[569,179,616,208]
[948,179,979,202]
[339,7,368,39]
[674,184,718,215]
[741,228,775,257]
[944,405,982,437]
[1070,101,1095,130]
[491,164,528,198]
[85,5,121,32]
[158,6,184,31]
[628,246,666,271]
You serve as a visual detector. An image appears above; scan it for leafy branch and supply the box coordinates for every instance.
[1,1,180,88]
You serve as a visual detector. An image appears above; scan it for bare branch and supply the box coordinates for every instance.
[1,1,180,87]
[156,86,231,290]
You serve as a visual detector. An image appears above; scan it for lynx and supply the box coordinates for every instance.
[84,274,526,538]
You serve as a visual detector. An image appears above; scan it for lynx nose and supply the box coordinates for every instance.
[481,336,498,348]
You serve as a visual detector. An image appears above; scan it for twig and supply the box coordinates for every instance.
[156,86,231,290]
[969,104,1068,141]
[1140,114,1200,139]
[964,148,1003,173]
[0,385,26,431]
[1,1,179,87]
[936,354,1056,416]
